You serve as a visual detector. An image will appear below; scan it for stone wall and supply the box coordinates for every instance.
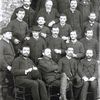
[0,0,23,32]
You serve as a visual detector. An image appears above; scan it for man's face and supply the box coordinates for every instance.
[52,28,59,37]
[89,13,96,21]
[37,17,45,25]
[70,31,77,40]
[44,48,51,58]
[85,30,93,39]
[22,47,30,57]
[16,11,25,20]
[23,0,31,8]
[4,32,12,40]
[32,31,39,38]
[59,16,67,24]
[70,0,77,9]
[45,1,53,11]
[66,48,74,57]
[86,50,93,59]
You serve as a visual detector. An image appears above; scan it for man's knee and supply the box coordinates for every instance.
[83,81,89,88]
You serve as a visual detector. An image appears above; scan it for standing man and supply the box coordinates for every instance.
[12,45,48,100]
[0,27,15,99]
[7,8,30,54]
[11,0,35,30]
[78,49,98,100]
[65,0,82,39]
[37,0,59,27]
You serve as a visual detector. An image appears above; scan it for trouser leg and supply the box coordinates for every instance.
[17,79,40,100]
[37,79,48,100]
[90,80,97,100]
[80,81,89,100]
[60,73,68,100]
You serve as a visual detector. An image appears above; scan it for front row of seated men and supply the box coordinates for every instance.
[0,27,98,100]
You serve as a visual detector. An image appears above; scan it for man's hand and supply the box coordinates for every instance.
[41,33,47,38]
[7,66,12,71]
[14,39,20,44]
[62,36,68,41]
[48,21,55,27]
[25,36,30,40]
[54,49,61,54]
[89,77,96,81]
[72,53,77,58]
[33,66,38,70]
[82,76,89,81]
[25,68,32,75]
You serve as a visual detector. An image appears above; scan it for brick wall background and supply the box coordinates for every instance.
[0,0,23,33]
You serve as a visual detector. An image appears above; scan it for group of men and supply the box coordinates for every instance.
[0,0,99,100]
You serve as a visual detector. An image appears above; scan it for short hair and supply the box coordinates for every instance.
[16,8,25,13]
[60,13,67,17]
[21,44,30,50]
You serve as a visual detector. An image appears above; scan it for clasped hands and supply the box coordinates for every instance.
[82,76,96,82]
[25,66,38,75]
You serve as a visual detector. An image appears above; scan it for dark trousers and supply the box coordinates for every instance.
[16,78,48,100]
[80,80,97,100]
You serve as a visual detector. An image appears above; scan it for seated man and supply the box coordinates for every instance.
[78,49,98,100]
[38,48,61,85]
[58,47,77,100]
[12,45,48,100]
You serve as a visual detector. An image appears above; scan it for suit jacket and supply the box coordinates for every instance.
[11,6,35,29]
[7,19,29,42]
[65,9,82,39]
[56,23,72,37]
[24,37,46,64]
[12,55,40,84]
[80,38,99,59]
[58,57,77,79]
[78,58,98,78]
[38,57,60,84]
[46,36,66,62]
[83,21,100,40]
[37,8,59,26]
[68,40,85,58]
[0,39,15,70]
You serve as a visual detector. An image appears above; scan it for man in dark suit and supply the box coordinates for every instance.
[7,8,30,54]
[12,45,48,100]
[64,0,82,39]
[46,25,66,63]
[83,12,100,40]
[80,29,99,59]
[78,49,98,100]
[0,27,15,99]
[58,47,77,100]
[37,0,59,27]
[11,0,35,30]
[24,28,46,65]
[55,14,72,41]
[38,48,61,85]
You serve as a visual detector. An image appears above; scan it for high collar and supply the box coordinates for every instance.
[2,37,9,43]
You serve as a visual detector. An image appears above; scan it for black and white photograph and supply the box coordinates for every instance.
[0,0,100,100]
